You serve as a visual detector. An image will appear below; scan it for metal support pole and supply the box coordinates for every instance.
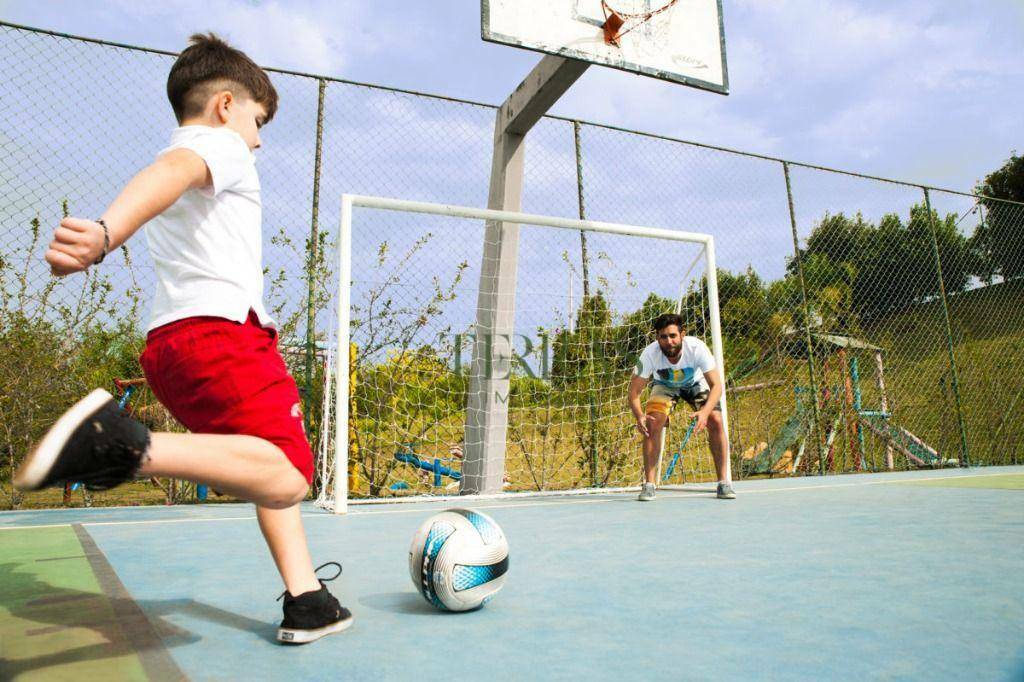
[304,78,327,441]
[922,188,970,467]
[573,120,599,487]
[463,56,589,494]
[573,121,592,301]
[782,162,825,475]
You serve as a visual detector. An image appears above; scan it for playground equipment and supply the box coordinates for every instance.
[392,444,464,492]
[740,387,813,476]
[857,411,941,467]
[738,333,948,476]
[391,442,516,493]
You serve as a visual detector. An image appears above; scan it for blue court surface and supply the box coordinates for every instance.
[2,467,1023,681]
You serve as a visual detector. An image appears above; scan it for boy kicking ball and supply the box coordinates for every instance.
[13,33,351,645]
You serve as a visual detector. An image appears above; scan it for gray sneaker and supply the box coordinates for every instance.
[716,482,736,499]
[638,482,656,502]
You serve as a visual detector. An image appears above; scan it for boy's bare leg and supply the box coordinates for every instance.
[139,433,307,509]
[257,505,321,596]
[642,414,667,484]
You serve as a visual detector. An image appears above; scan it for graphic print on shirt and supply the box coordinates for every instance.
[655,367,696,388]
[634,338,715,393]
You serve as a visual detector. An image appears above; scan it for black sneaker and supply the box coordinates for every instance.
[277,562,353,645]
[13,389,150,492]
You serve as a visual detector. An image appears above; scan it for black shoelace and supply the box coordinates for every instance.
[277,561,343,601]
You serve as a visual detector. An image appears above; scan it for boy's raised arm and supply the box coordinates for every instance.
[46,148,211,276]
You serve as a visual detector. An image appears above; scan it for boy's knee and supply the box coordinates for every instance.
[288,478,310,503]
[264,468,309,509]
[282,475,310,506]
[707,411,724,429]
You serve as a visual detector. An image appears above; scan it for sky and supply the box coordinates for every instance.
[0,0,1021,192]
[1,0,1021,346]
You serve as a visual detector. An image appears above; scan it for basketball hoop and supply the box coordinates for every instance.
[600,0,680,48]
[482,0,728,94]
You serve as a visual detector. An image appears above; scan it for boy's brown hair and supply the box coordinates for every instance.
[167,33,278,124]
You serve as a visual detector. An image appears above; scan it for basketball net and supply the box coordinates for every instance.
[601,0,679,56]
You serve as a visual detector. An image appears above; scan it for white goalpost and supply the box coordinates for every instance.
[316,194,727,513]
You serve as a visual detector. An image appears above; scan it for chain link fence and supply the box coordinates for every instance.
[2,21,1021,507]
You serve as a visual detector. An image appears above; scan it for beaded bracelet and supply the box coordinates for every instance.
[94,218,110,264]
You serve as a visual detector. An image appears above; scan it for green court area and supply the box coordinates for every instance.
[0,526,168,681]
[899,473,1024,490]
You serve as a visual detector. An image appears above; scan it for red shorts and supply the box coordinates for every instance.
[139,311,314,484]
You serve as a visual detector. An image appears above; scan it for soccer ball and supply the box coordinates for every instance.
[408,508,509,612]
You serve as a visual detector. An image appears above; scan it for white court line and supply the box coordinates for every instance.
[342,471,1022,516]
[0,471,1018,531]
[0,522,69,531]
[82,515,258,527]
[0,516,259,531]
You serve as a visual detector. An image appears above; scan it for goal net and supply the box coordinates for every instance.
[315,195,726,512]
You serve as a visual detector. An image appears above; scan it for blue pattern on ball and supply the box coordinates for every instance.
[453,509,502,544]
[422,521,455,609]
[453,564,500,591]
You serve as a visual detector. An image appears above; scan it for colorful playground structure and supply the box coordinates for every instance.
[390,443,516,493]
[737,333,952,477]
[658,333,954,483]
[391,444,464,491]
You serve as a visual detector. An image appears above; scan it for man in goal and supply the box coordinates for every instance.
[628,313,734,501]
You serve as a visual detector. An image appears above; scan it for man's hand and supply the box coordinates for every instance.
[690,409,710,434]
[635,415,652,438]
[45,217,106,276]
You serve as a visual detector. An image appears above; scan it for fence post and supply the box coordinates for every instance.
[304,78,327,440]
[922,188,970,467]
[572,120,599,487]
[782,162,825,475]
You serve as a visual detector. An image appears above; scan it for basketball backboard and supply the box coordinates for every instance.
[482,0,728,94]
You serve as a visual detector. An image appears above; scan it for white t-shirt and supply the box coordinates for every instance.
[634,338,716,391]
[145,126,272,332]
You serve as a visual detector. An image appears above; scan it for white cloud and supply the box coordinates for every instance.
[808,99,898,160]
[3,0,1022,191]
[100,0,363,74]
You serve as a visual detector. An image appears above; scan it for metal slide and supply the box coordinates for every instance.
[857,412,942,467]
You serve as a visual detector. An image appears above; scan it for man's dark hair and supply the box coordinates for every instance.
[652,313,685,334]
[167,33,278,124]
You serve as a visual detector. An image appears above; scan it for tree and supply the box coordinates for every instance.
[800,212,872,267]
[797,208,971,324]
[972,153,1024,280]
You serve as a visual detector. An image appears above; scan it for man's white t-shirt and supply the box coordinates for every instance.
[634,338,716,392]
[145,126,272,332]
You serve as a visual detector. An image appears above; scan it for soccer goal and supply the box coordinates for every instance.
[315,195,727,513]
